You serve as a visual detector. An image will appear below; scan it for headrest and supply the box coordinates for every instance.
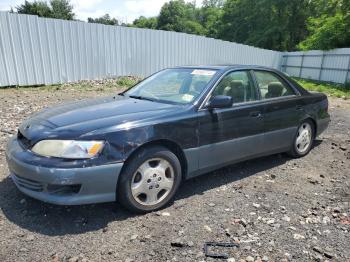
[268,82,283,96]
[230,80,244,89]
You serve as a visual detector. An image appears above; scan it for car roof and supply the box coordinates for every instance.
[176,64,277,72]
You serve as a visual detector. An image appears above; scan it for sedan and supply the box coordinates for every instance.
[5,65,330,213]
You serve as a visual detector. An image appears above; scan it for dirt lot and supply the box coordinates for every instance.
[0,84,349,262]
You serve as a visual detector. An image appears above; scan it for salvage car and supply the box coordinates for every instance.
[5,65,330,212]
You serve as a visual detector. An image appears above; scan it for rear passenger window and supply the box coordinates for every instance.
[212,71,257,103]
[254,71,296,99]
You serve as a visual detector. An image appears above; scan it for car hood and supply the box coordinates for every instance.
[19,95,184,143]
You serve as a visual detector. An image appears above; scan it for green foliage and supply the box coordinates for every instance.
[88,14,119,25]
[196,5,222,38]
[157,0,189,32]
[132,16,157,29]
[218,0,311,51]
[116,77,139,87]
[129,0,349,51]
[182,20,206,35]
[50,0,74,20]
[296,78,350,98]
[16,1,52,17]
[345,81,350,90]
[16,0,74,20]
[298,0,350,50]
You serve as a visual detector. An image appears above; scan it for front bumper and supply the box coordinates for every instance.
[5,138,124,205]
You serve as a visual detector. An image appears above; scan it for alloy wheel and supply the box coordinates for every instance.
[295,122,312,154]
[131,158,174,206]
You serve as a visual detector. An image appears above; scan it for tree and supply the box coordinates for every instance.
[298,0,350,50]
[217,0,311,51]
[88,14,119,25]
[132,16,157,29]
[196,3,222,38]
[157,0,188,32]
[16,0,75,20]
[50,0,74,20]
[182,20,206,35]
[157,0,205,35]
[16,1,52,17]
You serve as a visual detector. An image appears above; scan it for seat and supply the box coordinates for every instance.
[229,80,245,103]
[265,82,283,98]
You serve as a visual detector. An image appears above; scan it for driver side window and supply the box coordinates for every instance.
[212,71,257,103]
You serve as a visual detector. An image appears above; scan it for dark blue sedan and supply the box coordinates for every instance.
[6,65,330,212]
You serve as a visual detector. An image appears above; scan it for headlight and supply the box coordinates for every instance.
[31,140,105,159]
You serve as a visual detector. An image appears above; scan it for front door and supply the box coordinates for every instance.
[197,70,265,171]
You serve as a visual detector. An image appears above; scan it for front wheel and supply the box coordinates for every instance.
[288,120,315,158]
[117,146,182,213]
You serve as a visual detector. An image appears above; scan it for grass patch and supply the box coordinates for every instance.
[295,78,350,99]
[116,76,139,87]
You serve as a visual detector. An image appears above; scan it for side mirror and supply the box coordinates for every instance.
[206,95,233,109]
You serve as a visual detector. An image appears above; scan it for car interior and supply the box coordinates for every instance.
[213,72,257,103]
[255,71,296,99]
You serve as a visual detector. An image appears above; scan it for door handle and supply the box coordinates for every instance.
[249,111,262,118]
[296,105,303,110]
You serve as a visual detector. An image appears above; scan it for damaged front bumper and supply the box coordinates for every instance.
[5,137,123,205]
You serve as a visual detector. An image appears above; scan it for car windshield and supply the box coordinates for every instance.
[124,68,217,104]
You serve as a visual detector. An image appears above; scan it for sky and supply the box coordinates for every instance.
[0,0,203,24]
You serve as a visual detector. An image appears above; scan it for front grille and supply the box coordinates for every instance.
[12,174,44,192]
[17,131,31,149]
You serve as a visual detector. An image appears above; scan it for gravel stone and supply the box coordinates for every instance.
[245,256,255,262]
[0,86,349,261]
[281,215,291,222]
[293,233,305,240]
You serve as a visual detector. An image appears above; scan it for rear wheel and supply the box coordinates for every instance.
[288,120,315,158]
[117,146,182,213]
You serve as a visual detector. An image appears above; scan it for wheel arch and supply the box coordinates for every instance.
[301,116,317,137]
[119,139,188,182]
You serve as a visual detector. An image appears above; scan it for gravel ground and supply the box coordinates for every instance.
[0,84,349,262]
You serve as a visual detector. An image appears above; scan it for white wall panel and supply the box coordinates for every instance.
[282,49,350,84]
[0,11,284,86]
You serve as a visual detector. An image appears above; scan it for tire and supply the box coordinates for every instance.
[117,146,182,213]
[288,119,315,158]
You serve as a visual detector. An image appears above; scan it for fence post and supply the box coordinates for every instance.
[299,53,304,78]
[345,55,350,84]
[281,54,287,72]
[318,51,325,81]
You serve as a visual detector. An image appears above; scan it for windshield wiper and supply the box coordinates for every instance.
[128,95,155,102]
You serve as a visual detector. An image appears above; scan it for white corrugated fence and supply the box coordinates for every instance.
[1,11,349,86]
[281,48,350,84]
[0,12,282,87]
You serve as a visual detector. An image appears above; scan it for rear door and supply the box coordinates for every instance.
[197,70,265,171]
[252,70,304,152]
